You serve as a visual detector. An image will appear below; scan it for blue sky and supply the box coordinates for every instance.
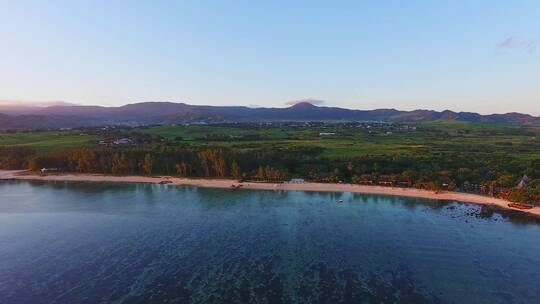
[0,1,539,114]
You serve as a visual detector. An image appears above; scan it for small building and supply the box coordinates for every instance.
[378,175,395,186]
[287,178,306,184]
[319,132,336,136]
[99,138,134,146]
[396,180,411,187]
[516,175,529,189]
[438,176,453,188]
[358,174,374,185]
[99,138,115,146]
[114,138,133,145]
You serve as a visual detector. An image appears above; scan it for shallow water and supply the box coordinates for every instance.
[1,181,539,304]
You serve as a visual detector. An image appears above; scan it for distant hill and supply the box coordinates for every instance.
[0,101,538,130]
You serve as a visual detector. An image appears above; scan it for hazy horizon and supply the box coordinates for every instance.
[1,1,539,115]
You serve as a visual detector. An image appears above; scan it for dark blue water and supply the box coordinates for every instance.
[1,181,540,304]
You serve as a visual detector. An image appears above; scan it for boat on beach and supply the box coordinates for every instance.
[507,203,534,210]
[231,184,243,190]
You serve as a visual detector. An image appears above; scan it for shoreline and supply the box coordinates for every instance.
[1,170,539,217]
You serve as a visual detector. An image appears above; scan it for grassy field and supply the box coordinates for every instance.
[1,121,539,161]
[0,131,102,154]
[3,121,537,204]
[127,122,540,160]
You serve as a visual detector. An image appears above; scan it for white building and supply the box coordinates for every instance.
[287,178,306,184]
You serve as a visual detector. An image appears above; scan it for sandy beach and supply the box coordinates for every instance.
[1,170,539,217]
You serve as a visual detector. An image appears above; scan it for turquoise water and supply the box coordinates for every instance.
[1,181,540,304]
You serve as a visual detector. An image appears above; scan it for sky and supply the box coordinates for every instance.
[0,0,539,115]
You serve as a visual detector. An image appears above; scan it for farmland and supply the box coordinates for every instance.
[1,121,540,161]
[1,121,539,204]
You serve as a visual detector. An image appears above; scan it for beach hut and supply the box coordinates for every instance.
[378,175,395,186]
[396,180,411,187]
[359,174,374,185]
[287,178,306,184]
[516,175,529,189]
[438,176,452,189]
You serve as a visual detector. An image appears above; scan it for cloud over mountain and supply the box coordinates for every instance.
[285,98,326,106]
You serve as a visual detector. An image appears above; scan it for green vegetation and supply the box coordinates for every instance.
[1,121,539,205]
[0,130,101,153]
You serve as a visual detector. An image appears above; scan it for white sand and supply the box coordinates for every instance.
[1,170,539,217]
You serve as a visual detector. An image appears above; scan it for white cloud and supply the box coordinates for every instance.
[496,36,538,53]
[285,98,326,106]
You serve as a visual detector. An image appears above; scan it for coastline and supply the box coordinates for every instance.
[1,170,539,217]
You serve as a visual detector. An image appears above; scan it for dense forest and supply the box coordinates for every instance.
[1,143,539,206]
[1,122,539,205]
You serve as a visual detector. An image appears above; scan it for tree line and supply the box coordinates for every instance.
[1,145,538,205]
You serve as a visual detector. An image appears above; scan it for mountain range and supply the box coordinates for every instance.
[0,101,538,130]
